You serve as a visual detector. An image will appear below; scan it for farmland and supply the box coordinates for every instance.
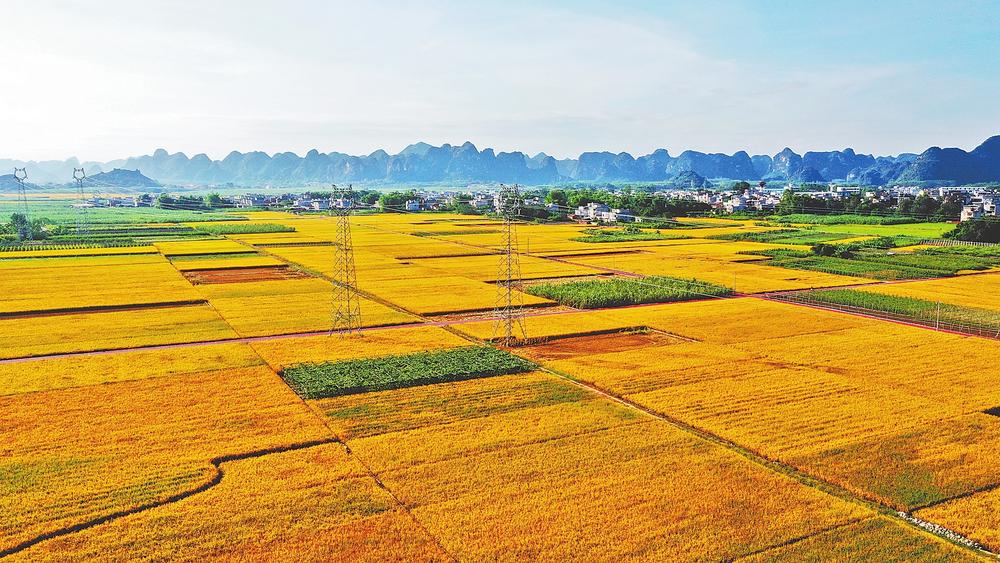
[1,205,998,560]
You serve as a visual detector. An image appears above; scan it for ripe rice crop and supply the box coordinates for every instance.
[0,342,263,396]
[316,372,591,439]
[205,289,415,336]
[625,366,960,458]
[154,239,255,256]
[250,325,468,370]
[281,346,536,399]
[566,249,867,293]
[366,275,551,315]
[918,487,1000,552]
[0,257,202,314]
[15,444,448,561]
[169,253,284,271]
[526,275,733,308]
[408,253,602,282]
[411,229,501,236]
[374,420,867,560]
[0,366,329,553]
[0,304,236,360]
[308,368,868,559]
[742,517,976,561]
[855,274,1000,312]
[790,414,1000,510]
[457,298,862,345]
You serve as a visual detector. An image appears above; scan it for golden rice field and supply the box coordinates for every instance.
[1,210,997,560]
[856,274,1000,311]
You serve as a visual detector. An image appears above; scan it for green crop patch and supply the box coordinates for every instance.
[798,289,1000,330]
[280,346,537,399]
[526,275,733,309]
[572,227,686,243]
[194,223,295,235]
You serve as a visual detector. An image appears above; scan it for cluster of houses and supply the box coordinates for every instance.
[70,194,156,208]
[175,184,1000,223]
[961,192,1000,221]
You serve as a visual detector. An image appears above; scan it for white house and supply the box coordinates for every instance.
[574,202,610,221]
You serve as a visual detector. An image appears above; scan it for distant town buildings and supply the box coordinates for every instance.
[131,183,998,223]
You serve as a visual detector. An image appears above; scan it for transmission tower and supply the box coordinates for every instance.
[13,168,31,240]
[330,184,362,335]
[73,168,89,235]
[492,183,526,346]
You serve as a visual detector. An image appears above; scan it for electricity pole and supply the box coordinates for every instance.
[492,183,526,346]
[330,184,362,335]
[13,168,31,240]
[73,168,89,235]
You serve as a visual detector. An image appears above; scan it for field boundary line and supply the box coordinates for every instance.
[731,517,871,560]
[0,299,208,320]
[0,438,338,558]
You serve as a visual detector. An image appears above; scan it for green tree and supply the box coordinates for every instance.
[777,189,798,214]
[545,188,568,206]
[945,218,1000,243]
[378,191,416,212]
[203,193,224,208]
[912,193,940,218]
[897,196,914,215]
[11,213,31,241]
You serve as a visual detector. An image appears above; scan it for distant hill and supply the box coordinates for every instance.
[84,168,161,188]
[0,174,37,191]
[4,135,1000,187]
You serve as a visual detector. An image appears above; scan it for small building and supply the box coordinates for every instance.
[574,202,610,221]
[405,199,422,212]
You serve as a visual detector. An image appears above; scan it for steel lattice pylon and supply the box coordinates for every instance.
[492,183,526,346]
[73,168,89,236]
[13,168,31,241]
[330,184,362,335]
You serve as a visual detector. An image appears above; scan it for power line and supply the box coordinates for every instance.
[330,184,362,336]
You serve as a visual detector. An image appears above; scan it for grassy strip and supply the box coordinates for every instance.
[850,251,998,273]
[0,240,143,252]
[194,223,295,235]
[526,275,733,308]
[798,289,1000,329]
[920,245,1000,258]
[773,214,921,225]
[572,228,685,243]
[712,229,848,245]
[281,346,536,399]
[769,256,948,280]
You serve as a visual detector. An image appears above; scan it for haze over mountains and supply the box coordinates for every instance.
[4,136,1000,187]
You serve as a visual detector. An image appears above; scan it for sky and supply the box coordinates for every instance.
[2,0,998,162]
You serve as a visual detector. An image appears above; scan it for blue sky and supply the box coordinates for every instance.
[1,0,997,161]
